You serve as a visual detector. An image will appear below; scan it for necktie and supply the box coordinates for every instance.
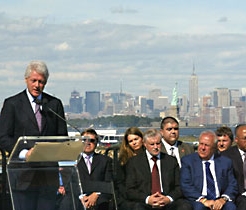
[59,172,63,186]
[151,156,161,194]
[35,102,42,132]
[170,147,175,157]
[243,153,246,189]
[85,155,92,174]
[205,161,216,200]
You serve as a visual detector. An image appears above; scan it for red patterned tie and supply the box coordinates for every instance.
[151,156,161,194]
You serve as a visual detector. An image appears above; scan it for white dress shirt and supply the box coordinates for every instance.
[162,139,181,167]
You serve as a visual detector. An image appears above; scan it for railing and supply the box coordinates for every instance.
[0,148,12,210]
[0,148,9,210]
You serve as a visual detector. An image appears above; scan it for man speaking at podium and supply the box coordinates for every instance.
[0,60,68,210]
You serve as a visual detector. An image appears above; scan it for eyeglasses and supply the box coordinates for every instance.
[166,127,179,131]
[82,137,97,143]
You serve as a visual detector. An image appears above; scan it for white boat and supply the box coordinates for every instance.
[99,134,123,145]
[68,129,117,137]
[96,129,117,136]
[68,129,123,147]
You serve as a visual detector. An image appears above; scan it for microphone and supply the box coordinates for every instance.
[45,105,88,157]
[34,98,42,105]
[41,99,86,157]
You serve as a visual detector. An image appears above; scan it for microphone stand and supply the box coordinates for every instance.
[47,107,82,134]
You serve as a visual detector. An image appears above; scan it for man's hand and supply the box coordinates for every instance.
[212,198,226,210]
[148,192,171,208]
[81,192,99,209]
[202,199,215,209]
[57,186,66,195]
[25,148,34,159]
[201,198,226,210]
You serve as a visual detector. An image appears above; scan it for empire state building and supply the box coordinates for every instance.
[189,65,199,115]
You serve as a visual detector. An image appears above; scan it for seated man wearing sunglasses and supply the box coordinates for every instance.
[77,128,113,210]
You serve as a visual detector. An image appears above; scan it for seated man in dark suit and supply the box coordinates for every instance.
[125,128,192,210]
[77,128,113,210]
[180,130,238,210]
[160,116,194,167]
[222,124,246,210]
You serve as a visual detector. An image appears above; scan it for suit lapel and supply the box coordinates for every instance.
[78,155,90,174]
[139,152,151,181]
[193,153,204,190]
[177,141,186,158]
[91,153,105,174]
[40,94,48,133]
[233,146,243,172]
[214,155,222,191]
[160,153,167,191]
[91,153,98,173]
[20,91,38,127]
[161,141,167,153]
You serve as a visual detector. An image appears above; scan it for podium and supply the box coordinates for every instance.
[6,136,85,210]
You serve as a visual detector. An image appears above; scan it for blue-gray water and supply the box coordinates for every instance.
[116,126,235,137]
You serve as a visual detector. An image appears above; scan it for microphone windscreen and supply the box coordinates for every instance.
[34,98,42,105]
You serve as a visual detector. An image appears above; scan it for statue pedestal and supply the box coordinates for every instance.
[168,105,178,118]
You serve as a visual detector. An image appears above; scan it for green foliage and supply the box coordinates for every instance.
[67,115,162,129]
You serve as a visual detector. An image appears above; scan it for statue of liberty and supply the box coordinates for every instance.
[171,82,178,106]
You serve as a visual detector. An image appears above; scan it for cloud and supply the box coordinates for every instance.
[54,42,70,51]
[110,6,138,14]
[0,13,246,105]
[218,16,228,22]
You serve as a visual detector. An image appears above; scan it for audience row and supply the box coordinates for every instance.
[59,116,246,210]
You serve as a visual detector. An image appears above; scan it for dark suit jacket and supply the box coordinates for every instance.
[180,152,238,201]
[161,140,194,159]
[0,90,68,154]
[125,151,182,204]
[222,146,245,194]
[77,152,113,205]
[0,90,68,190]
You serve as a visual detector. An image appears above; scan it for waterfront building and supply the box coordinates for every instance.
[222,106,238,125]
[189,65,199,115]
[156,96,169,111]
[229,89,241,106]
[148,89,162,110]
[69,90,83,113]
[85,91,100,117]
[146,99,154,111]
[139,96,147,114]
[213,88,230,107]
[179,94,188,118]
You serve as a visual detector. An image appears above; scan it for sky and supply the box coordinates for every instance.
[0,0,246,106]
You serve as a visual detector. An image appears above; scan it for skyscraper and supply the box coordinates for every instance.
[85,91,100,116]
[148,89,162,110]
[213,88,230,107]
[69,90,83,113]
[189,64,199,114]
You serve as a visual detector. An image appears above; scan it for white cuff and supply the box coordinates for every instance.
[19,149,29,160]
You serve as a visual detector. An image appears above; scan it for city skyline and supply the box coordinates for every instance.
[1,1,246,106]
[66,82,246,126]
